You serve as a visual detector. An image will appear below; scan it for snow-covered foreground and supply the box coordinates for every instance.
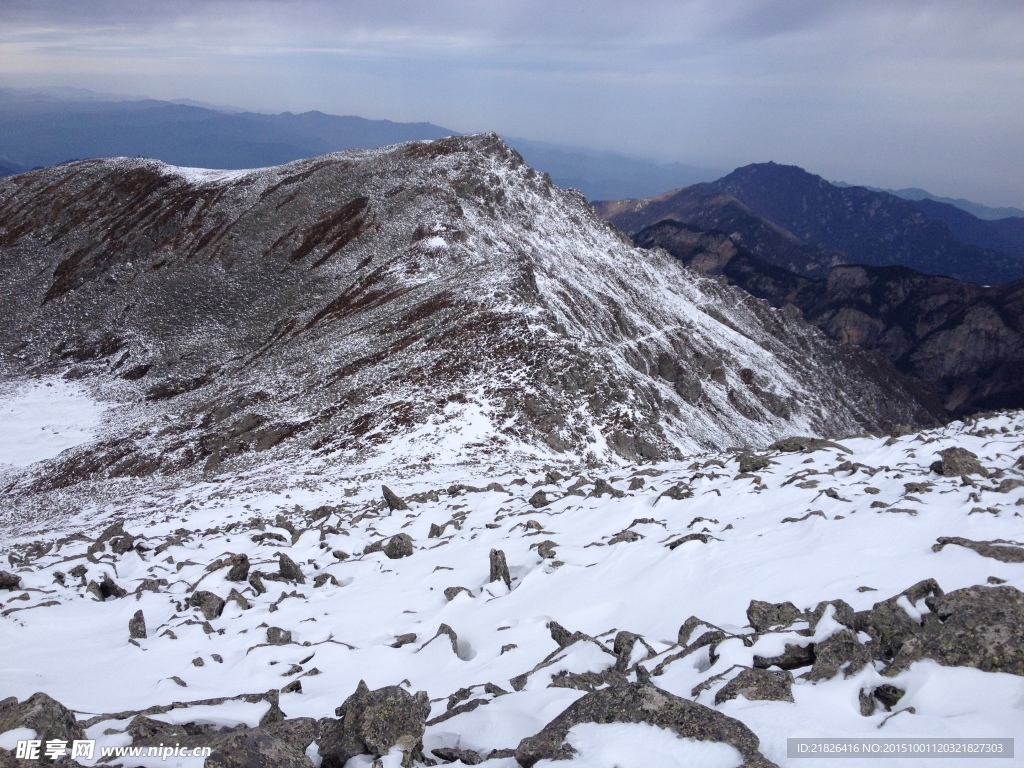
[1,413,1023,766]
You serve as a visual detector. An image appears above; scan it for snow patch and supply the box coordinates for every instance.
[0,378,110,466]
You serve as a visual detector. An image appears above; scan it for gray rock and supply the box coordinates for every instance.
[265,717,318,755]
[803,629,871,681]
[536,540,557,559]
[514,682,776,767]
[753,644,816,671]
[319,681,430,768]
[590,478,624,498]
[489,548,511,588]
[715,668,794,705]
[930,447,988,477]
[432,746,483,764]
[0,571,21,590]
[188,590,226,620]
[205,729,314,768]
[382,485,411,512]
[0,692,86,749]
[313,573,339,588]
[768,436,850,454]
[891,585,1024,676]
[225,553,251,582]
[746,600,803,633]
[444,586,473,601]
[385,534,414,560]
[391,633,417,648]
[276,553,306,584]
[854,579,943,663]
[738,453,771,473]
[129,609,147,640]
[528,490,550,508]
[805,599,857,632]
[99,574,127,599]
[267,627,293,645]
[932,537,1024,563]
[249,572,267,595]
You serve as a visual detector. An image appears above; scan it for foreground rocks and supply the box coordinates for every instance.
[319,682,430,768]
[514,682,777,767]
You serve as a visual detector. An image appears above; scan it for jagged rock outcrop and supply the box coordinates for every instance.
[0,135,934,495]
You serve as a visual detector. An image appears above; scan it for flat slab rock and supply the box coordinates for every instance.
[513,682,777,767]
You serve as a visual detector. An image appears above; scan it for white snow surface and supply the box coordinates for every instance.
[0,377,110,466]
[2,406,1023,766]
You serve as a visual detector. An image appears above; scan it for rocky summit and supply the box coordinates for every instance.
[0,134,931,506]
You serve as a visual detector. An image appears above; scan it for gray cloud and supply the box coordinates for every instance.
[1,0,1022,205]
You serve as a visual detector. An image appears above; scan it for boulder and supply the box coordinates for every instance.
[0,692,86,748]
[382,485,411,512]
[514,682,776,767]
[276,554,306,584]
[891,585,1024,676]
[803,630,871,681]
[267,627,292,645]
[0,571,21,590]
[932,537,1024,563]
[930,447,988,477]
[746,600,802,633]
[489,549,511,588]
[319,681,430,768]
[225,553,251,582]
[528,490,550,508]
[205,730,313,768]
[715,668,794,705]
[188,591,226,620]
[854,579,943,662]
[129,609,147,640]
[384,534,414,560]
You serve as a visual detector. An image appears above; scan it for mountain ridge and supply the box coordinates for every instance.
[0,135,935,498]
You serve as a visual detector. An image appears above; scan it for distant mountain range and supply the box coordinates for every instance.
[0,87,722,202]
[596,162,1024,286]
[834,181,1024,221]
[633,220,1024,415]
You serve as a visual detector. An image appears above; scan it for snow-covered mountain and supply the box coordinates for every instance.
[0,135,932,505]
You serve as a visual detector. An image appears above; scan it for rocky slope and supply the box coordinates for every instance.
[1,409,1022,767]
[633,221,1024,415]
[0,135,934,503]
[595,163,1023,285]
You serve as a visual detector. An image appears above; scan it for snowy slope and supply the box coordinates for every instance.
[1,413,1022,766]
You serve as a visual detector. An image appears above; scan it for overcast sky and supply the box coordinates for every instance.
[2,0,1022,206]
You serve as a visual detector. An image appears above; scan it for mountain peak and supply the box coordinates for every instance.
[0,137,933,491]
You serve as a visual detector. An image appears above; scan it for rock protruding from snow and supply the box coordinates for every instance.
[0,692,86,750]
[319,681,430,767]
[514,682,776,767]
